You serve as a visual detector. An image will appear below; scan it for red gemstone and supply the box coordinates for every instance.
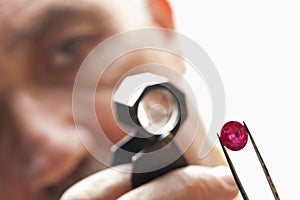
[220,121,248,151]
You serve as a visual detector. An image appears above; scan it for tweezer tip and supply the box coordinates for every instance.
[243,121,281,200]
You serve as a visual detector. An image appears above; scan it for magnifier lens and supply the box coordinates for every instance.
[137,87,180,135]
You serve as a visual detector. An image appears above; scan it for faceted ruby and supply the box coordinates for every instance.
[220,121,248,151]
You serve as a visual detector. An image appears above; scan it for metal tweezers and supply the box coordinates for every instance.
[217,122,280,200]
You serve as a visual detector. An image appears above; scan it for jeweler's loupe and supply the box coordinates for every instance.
[111,72,188,188]
[72,28,226,175]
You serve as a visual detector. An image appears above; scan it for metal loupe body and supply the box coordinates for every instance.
[111,73,188,188]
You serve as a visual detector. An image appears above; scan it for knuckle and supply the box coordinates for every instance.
[174,166,206,196]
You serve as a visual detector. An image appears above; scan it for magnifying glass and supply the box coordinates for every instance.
[111,73,188,188]
[137,86,180,136]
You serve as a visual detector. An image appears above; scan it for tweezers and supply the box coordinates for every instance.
[217,121,280,200]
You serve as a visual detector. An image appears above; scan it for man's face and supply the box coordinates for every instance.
[0,0,183,199]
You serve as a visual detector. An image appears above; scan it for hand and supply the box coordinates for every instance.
[60,164,238,200]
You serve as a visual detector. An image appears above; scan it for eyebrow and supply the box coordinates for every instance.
[28,7,81,38]
[8,6,91,50]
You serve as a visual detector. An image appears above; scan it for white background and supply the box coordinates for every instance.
[170,0,300,199]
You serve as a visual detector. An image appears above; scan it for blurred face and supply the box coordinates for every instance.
[0,0,183,199]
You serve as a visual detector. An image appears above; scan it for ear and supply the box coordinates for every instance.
[146,0,174,30]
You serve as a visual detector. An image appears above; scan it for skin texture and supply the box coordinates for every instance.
[0,0,239,199]
[61,164,238,200]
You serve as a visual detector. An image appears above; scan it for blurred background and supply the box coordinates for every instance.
[170,0,300,199]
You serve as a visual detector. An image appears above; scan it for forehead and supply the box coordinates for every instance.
[0,1,106,45]
[0,0,147,30]
[0,0,148,50]
[0,0,109,26]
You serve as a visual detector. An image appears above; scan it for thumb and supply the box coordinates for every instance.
[60,164,132,200]
[119,165,239,200]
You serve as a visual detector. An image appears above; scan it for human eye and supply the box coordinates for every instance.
[50,36,89,71]
[33,32,99,86]
[31,33,97,86]
[28,6,115,85]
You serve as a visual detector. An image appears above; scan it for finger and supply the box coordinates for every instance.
[60,164,132,200]
[118,165,239,200]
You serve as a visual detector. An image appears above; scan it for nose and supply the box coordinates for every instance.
[7,87,89,188]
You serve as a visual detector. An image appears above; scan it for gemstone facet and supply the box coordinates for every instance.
[220,121,248,151]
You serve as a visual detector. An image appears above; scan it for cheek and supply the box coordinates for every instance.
[99,49,185,87]
[0,68,6,92]
[7,87,74,138]
[1,42,35,85]
[94,86,126,143]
